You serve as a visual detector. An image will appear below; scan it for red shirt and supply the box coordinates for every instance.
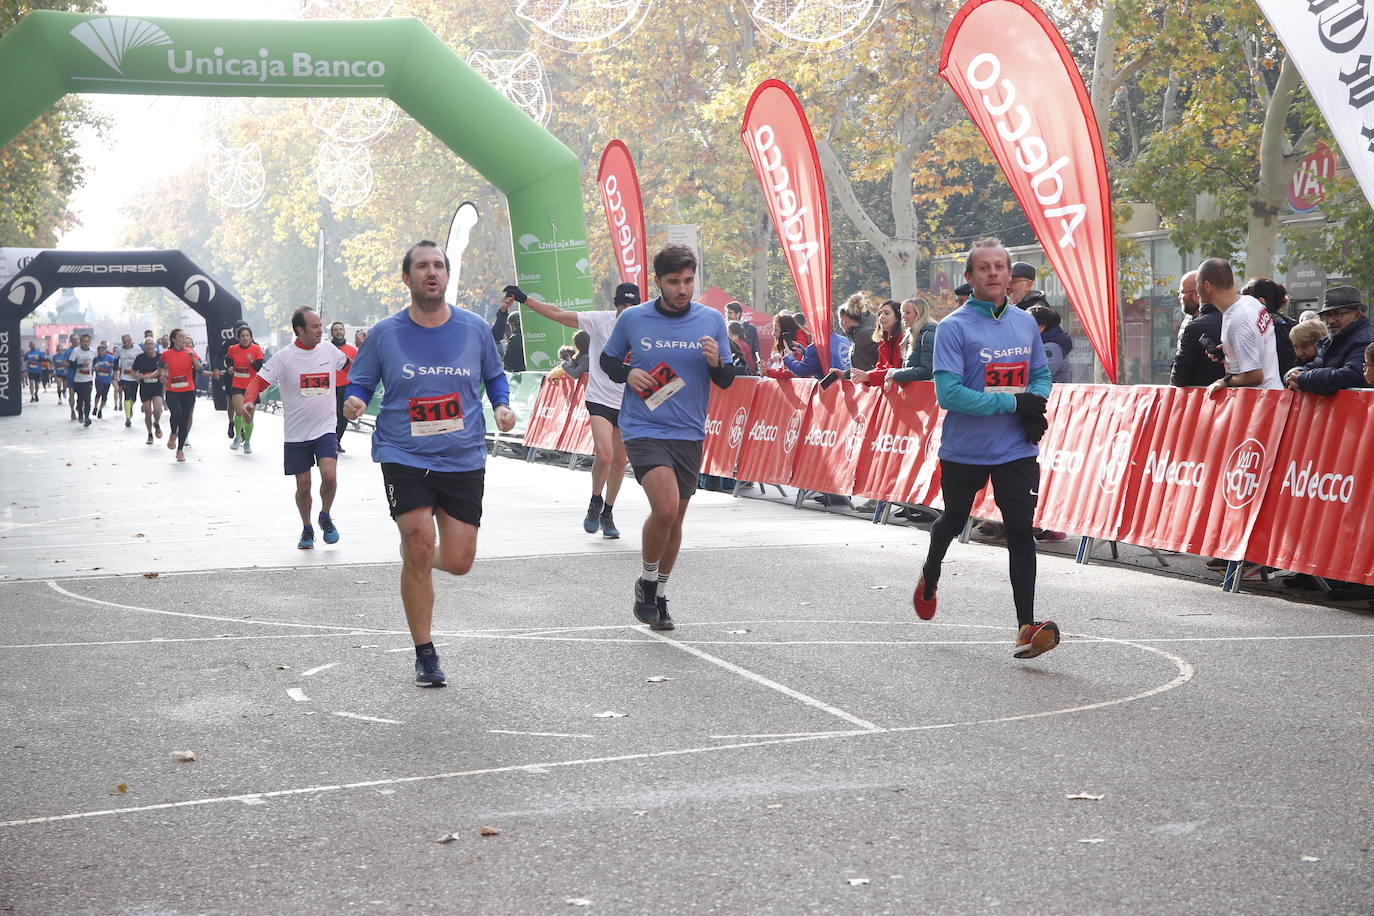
[161,348,199,393]
[335,343,357,387]
[226,343,265,390]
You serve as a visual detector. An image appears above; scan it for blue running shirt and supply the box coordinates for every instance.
[602,299,731,441]
[346,306,510,472]
[933,299,1051,465]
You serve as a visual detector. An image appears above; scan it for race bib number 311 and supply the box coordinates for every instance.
[408,393,463,436]
[984,361,1028,394]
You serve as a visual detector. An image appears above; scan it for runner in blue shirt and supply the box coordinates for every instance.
[599,244,736,629]
[912,237,1061,660]
[58,333,78,416]
[92,344,118,419]
[343,240,516,688]
[24,341,43,403]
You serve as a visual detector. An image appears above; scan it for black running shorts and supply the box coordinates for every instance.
[623,437,702,499]
[139,382,163,402]
[381,462,484,526]
[586,400,620,427]
[120,380,139,401]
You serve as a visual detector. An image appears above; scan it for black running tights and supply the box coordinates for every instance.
[923,457,1041,627]
[72,381,92,420]
[166,391,197,448]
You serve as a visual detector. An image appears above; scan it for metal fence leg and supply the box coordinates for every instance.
[872,500,887,524]
[958,517,974,544]
[1222,560,1244,594]
[1075,536,1094,565]
[793,488,808,509]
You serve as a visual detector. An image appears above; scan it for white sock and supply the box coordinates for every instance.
[656,573,669,598]
[641,560,658,582]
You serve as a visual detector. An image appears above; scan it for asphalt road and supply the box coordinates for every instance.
[1,397,1371,914]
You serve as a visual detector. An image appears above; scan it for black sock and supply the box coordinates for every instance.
[589,494,604,510]
[602,503,614,514]
[415,641,435,658]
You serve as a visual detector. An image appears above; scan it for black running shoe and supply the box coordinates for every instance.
[600,509,620,539]
[633,577,659,625]
[584,495,604,534]
[414,646,447,687]
[650,596,675,631]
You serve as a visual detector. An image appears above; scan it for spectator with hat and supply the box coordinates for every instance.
[1284,286,1374,395]
[954,283,972,308]
[1008,261,1050,310]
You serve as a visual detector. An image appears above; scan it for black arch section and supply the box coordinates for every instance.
[0,249,243,416]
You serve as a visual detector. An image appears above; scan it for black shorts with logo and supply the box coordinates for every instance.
[381,462,484,526]
[586,400,620,427]
[623,437,703,499]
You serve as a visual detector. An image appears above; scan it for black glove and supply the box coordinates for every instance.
[502,284,527,304]
[1012,392,1047,416]
[1022,413,1048,444]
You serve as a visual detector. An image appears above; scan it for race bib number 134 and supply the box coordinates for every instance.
[408,393,463,436]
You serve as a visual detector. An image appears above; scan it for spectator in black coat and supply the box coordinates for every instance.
[837,293,878,371]
[1170,293,1225,388]
[1284,286,1374,395]
[726,301,759,363]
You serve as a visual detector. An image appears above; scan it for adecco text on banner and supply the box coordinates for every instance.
[964,52,1086,248]
[1281,460,1357,503]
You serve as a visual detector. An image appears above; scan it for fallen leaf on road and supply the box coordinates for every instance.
[646,676,673,683]
[1065,793,1104,801]
[868,585,891,590]
[480,826,501,837]
[726,629,750,635]
[111,783,128,795]
[1078,838,1106,844]
[436,833,459,844]
[766,804,783,810]
[170,750,197,762]
[275,665,291,671]
[134,533,145,538]
[143,572,159,579]
[565,900,591,908]
[593,711,627,718]
[847,878,870,887]
[1301,855,1320,862]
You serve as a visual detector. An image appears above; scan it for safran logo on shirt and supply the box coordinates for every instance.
[639,337,703,352]
[978,345,1032,364]
[401,364,472,379]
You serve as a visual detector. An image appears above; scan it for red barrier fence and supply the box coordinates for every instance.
[516,375,1373,586]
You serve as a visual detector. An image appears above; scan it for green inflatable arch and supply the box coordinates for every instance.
[0,11,592,368]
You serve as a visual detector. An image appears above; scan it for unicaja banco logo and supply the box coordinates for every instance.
[71,17,172,76]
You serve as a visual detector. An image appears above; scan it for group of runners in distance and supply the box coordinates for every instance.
[25,234,1058,687]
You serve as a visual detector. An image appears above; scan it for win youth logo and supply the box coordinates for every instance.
[782,410,804,454]
[728,407,748,449]
[1223,438,1266,509]
[71,17,172,75]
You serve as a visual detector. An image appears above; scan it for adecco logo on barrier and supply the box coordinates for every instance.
[1281,459,1357,503]
[728,407,748,449]
[1223,437,1267,509]
[783,411,804,453]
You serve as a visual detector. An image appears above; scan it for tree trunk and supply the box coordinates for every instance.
[751,206,770,313]
[1246,56,1302,278]
[815,138,920,300]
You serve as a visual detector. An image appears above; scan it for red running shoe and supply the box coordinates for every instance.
[1013,620,1060,659]
[913,576,937,620]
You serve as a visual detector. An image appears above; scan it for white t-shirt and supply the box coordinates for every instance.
[577,310,625,409]
[1221,294,1282,390]
[116,344,140,380]
[70,346,96,383]
[256,341,348,442]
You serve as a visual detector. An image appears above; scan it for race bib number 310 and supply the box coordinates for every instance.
[408,393,463,436]
[984,361,1028,394]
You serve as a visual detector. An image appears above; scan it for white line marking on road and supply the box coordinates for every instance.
[710,730,870,739]
[640,629,884,732]
[0,634,366,650]
[301,663,339,677]
[47,581,404,634]
[0,633,1195,830]
[333,711,402,725]
[286,688,309,703]
[488,730,597,739]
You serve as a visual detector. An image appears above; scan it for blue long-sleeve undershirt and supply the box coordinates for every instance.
[933,364,1052,416]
